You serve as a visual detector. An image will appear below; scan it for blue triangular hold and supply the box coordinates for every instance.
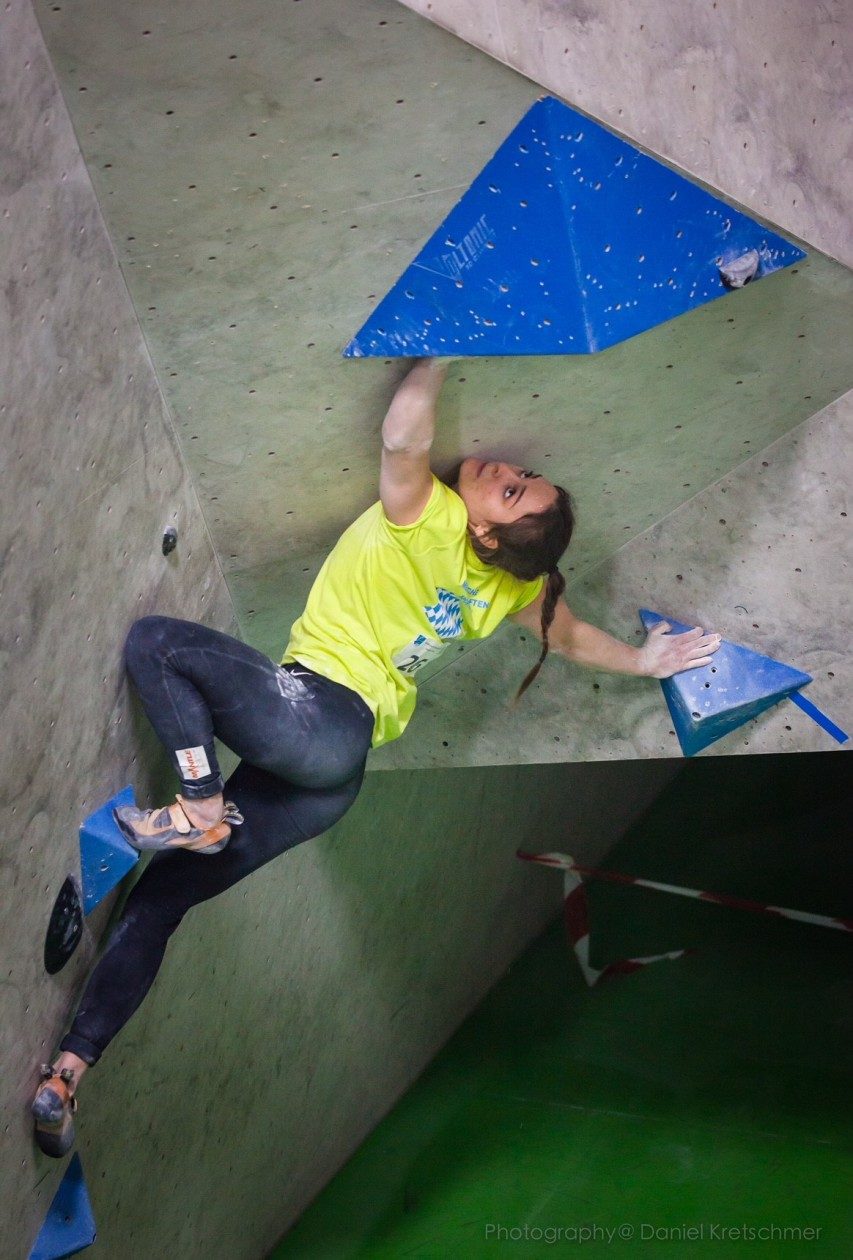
[639,609,812,756]
[79,786,139,915]
[28,1154,96,1260]
[344,96,805,357]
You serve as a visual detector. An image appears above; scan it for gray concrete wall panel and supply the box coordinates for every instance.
[398,0,853,268]
[1,0,235,1251]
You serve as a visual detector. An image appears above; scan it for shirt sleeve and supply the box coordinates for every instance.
[377,476,465,549]
[505,572,546,615]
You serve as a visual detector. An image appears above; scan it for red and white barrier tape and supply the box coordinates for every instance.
[517,850,692,987]
[519,851,852,986]
[518,850,853,936]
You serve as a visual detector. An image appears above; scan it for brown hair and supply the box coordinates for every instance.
[468,485,575,700]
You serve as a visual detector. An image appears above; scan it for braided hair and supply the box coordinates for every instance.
[468,484,575,701]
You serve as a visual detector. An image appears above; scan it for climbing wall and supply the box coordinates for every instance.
[399,0,853,268]
[1,12,680,1258]
[0,0,236,1252]
[33,0,853,767]
[4,0,850,1256]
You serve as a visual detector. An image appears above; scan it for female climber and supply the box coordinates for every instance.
[32,358,720,1154]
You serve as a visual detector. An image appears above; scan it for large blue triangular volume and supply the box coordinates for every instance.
[28,1154,96,1260]
[638,609,812,756]
[79,785,139,915]
[344,96,805,357]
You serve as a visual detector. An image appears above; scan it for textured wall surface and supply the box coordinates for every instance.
[0,1,238,1252]
[399,0,853,268]
[35,0,853,768]
[7,0,850,1254]
[7,744,676,1258]
[2,7,681,1258]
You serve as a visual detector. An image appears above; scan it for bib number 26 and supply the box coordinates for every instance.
[392,634,448,676]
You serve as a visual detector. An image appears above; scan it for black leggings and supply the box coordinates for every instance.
[61,617,374,1065]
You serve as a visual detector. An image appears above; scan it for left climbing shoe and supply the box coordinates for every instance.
[32,1065,78,1158]
[113,796,243,855]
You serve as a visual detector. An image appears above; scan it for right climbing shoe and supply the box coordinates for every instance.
[32,1065,77,1158]
[113,796,243,855]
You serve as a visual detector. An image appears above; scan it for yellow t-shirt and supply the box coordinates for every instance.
[282,476,545,748]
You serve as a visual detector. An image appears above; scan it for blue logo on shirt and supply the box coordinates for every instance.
[424,587,464,639]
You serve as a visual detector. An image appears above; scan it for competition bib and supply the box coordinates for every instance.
[392,634,448,676]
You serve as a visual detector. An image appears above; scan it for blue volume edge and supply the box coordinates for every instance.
[789,691,849,744]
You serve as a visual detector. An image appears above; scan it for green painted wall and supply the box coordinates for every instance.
[15,758,673,1257]
[273,752,852,1257]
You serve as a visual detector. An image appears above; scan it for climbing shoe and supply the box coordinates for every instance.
[32,1065,77,1158]
[113,796,244,855]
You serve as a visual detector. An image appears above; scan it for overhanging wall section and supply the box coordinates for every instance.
[34,0,853,769]
[2,9,680,1258]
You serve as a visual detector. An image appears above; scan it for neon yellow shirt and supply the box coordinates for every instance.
[282,476,545,748]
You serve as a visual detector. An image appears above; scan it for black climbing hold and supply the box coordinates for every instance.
[44,876,84,974]
[162,525,178,555]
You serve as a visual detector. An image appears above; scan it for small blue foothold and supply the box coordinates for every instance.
[79,786,139,915]
[639,609,812,756]
[344,96,806,358]
[28,1154,96,1260]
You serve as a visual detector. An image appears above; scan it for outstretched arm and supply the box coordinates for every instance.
[509,591,720,678]
[380,358,449,525]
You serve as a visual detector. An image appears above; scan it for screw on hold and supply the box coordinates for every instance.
[719,249,760,289]
[162,526,178,555]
